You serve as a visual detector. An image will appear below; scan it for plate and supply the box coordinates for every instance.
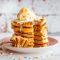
[2,37,58,53]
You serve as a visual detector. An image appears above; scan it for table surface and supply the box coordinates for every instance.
[0,32,60,60]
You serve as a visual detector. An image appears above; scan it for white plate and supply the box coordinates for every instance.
[3,44,58,54]
[2,37,58,54]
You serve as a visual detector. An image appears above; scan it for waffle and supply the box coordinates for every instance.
[21,27,33,33]
[21,33,34,38]
[22,22,33,28]
[34,43,48,47]
[21,22,34,38]
[34,29,47,36]
[10,35,21,47]
[11,20,21,35]
[11,20,21,28]
[10,35,34,48]
[34,38,48,44]
[34,17,48,46]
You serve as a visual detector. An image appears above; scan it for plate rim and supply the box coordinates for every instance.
[1,36,58,53]
[2,36,58,49]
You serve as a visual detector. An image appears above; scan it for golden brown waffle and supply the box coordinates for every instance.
[34,17,48,46]
[11,20,21,28]
[21,22,34,33]
[34,43,48,47]
[10,35,34,48]
[10,35,21,47]
[34,39,48,44]
[21,27,34,34]
[21,33,34,38]
[21,22,34,39]
[22,22,33,28]
[11,20,21,35]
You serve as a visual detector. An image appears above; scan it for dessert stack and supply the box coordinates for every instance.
[34,17,48,47]
[21,22,34,47]
[10,7,48,48]
[11,7,35,48]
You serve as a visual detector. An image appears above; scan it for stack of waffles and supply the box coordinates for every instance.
[21,22,34,47]
[10,7,48,48]
[11,7,35,48]
[34,17,48,47]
